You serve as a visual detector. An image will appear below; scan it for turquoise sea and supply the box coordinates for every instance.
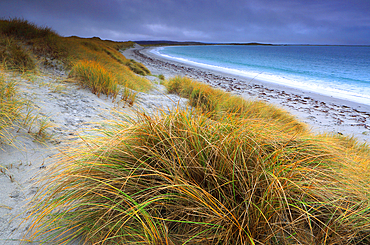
[152,45,370,105]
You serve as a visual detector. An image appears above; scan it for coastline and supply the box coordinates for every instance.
[122,45,370,143]
[1,44,368,244]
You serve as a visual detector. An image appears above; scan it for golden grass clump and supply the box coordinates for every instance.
[25,106,370,244]
[69,60,118,98]
[165,76,306,133]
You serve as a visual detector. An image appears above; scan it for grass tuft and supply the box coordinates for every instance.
[120,86,138,107]
[63,36,152,93]
[165,76,306,133]
[69,60,118,98]
[158,74,165,81]
[25,107,370,244]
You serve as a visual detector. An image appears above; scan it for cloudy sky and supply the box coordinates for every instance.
[1,0,369,45]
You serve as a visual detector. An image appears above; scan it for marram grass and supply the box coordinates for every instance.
[0,37,36,71]
[165,76,306,134]
[0,74,54,147]
[0,18,152,95]
[69,60,118,98]
[25,107,370,244]
[64,36,152,93]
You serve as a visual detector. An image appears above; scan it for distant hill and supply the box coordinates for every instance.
[134,40,274,46]
[134,40,205,46]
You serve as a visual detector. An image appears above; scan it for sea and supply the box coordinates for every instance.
[151,45,370,105]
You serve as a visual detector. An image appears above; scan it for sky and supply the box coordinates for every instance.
[0,0,369,45]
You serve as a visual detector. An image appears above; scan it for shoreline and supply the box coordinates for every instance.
[1,43,369,243]
[122,45,370,143]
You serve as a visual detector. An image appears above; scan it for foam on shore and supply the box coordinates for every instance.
[151,47,370,106]
[122,45,370,144]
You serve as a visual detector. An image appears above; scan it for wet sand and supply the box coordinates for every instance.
[122,45,370,143]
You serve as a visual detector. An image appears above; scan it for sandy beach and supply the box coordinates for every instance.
[122,45,370,144]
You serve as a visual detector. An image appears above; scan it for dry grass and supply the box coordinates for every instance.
[25,105,370,244]
[64,36,152,92]
[120,86,138,107]
[165,76,306,134]
[0,18,152,94]
[4,18,368,245]
[0,75,22,147]
[69,60,118,98]
[125,58,151,76]
[0,18,57,41]
[0,74,53,147]
[0,17,68,61]
[0,17,153,145]
[0,37,36,71]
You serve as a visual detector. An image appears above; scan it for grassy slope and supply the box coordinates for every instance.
[0,18,152,145]
[64,36,152,93]
[0,18,152,93]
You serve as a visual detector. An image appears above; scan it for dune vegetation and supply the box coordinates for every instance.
[1,18,370,244]
[0,18,152,93]
[69,60,119,98]
[0,17,151,145]
[0,73,51,148]
[165,76,306,133]
[26,76,370,244]
[0,74,21,147]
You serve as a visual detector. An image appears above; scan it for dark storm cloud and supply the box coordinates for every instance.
[0,0,369,44]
